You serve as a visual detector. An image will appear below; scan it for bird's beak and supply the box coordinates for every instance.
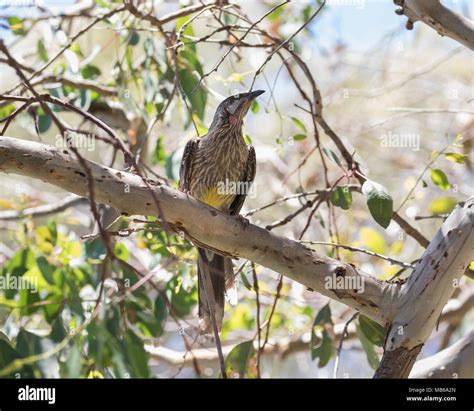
[236,90,265,115]
[246,89,265,100]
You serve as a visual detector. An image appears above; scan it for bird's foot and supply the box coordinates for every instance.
[179,186,191,196]
[237,214,250,230]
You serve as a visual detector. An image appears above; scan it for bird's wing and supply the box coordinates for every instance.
[179,138,199,191]
[229,145,256,216]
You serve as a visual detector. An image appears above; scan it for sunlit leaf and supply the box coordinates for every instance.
[37,39,49,62]
[251,100,259,113]
[430,169,450,190]
[362,180,393,229]
[429,197,457,214]
[293,134,307,141]
[445,152,466,164]
[291,117,306,132]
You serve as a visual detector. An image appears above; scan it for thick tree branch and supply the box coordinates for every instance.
[394,0,474,50]
[374,197,474,378]
[410,331,474,378]
[0,136,396,325]
[1,136,472,380]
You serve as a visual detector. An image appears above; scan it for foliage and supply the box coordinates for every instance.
[0,0,470,379]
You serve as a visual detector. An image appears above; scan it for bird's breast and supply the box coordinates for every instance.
[190,135,248,211]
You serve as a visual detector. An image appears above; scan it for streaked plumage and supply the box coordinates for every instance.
[179,90,262,332]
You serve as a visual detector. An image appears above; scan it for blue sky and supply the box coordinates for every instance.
[1,1,472,49]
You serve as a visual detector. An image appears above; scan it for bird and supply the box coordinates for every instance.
[179,90,264,333]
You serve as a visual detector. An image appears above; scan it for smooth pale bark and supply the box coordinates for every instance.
[1,136,472,378]
[375,197,474,378]
[394,0,474,50]
[0,136,395,324]
[410,331,474,378]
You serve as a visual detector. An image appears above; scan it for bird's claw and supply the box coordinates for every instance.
[237,215,249,229]
[179,186,191,196]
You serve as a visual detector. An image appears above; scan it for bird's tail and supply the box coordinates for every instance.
[197,247,233,333]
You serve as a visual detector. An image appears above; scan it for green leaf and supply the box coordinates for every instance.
[0,305,11,327]
[81,65,101,80]
[239,272,253,291]
[65,345,82,377]
[7,248,35,277]
[314,303,333,326]
[124,330,149,378]
[152,136,167,166]
[0,339,19,371]
[292,134,307,141]
[251,100,259,113]
[128,31,140,46]
[38,114,52,133]
[311,329,333,367]
[165,149,181,181]
[16,329,44,357]
[18,288,41,316]
[358,315,385,347]
[291,117,306,132]
[225,340,255,378]
[154,295,167,335]
[50,318,68,343]
[330,186,352,210]
[430,169,450,190]
[176,17,196,51]
[114,242,129,261]
[362,180,393,229]
[356,324,379,369]
[36,257,56,285]
[180,49,203,76]
[429,197,457,214]
[8,16,26,35]
[0,103,16,119]
[179,68,207,122]
[37,39,49,62]
[85,239,106,259]
[444,152,466,164]
[322,147,342,167]
[167,272,197,318]
[310,304,334,367]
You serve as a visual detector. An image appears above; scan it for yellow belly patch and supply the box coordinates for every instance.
[198,186,233,211]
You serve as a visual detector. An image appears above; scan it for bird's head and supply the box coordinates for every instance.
[209,90,265,132]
